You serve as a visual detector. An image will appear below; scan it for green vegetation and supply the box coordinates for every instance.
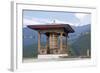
[70,32,91,56]
[23,32,91,58]
[23,43,38,58]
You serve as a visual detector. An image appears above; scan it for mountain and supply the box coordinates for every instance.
[23,27,47,46]
[69,32,91,56]
[23,27,47,58]
[67,24,91,56]
[68,24,91,44]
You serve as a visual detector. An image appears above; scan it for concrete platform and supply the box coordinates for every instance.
[38,54,68,59]
[23,57,90,63]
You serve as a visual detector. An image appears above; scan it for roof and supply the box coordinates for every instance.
[27,24,74,33]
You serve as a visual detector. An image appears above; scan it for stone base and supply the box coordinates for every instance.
[38,54,68,59]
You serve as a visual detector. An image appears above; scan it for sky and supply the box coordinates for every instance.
[23,10,91,27]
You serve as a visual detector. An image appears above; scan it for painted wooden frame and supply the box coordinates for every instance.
[11,1,97,71]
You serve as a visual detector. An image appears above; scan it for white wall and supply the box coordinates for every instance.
[0,0,100,73]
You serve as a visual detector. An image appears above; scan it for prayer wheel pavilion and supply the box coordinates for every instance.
[28,23,74,57]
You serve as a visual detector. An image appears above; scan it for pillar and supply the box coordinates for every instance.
[46,35,50,54]
[87,49,90,57]
[38,32,41,54]
[49,33,52,49]
[60,32,63,53]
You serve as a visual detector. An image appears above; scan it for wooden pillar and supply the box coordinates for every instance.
[46,36,49,49]
[87,49,89,57]
[49,33,52,49]
[46,35,50,54]
[60,32,63,53]
[38,32,41,54]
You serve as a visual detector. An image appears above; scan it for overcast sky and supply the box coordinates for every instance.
[23,10,91,27]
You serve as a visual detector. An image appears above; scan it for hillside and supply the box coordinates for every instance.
[69,32,91,56]
[68,24,90,44]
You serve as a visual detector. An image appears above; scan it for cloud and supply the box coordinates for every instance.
[74,13,91,26]
[23,18,41,25]
[75,13,89,21]
[23,18,44,27]
[53,19,74,25]
[23,17,75,27]
[32,18,51,23]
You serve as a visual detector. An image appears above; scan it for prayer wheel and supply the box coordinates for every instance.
[49,33,58,49]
